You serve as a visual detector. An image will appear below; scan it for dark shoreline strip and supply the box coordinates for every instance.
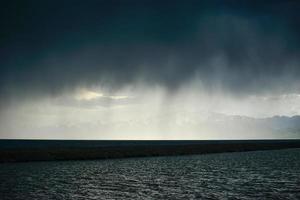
[0,140,300,163]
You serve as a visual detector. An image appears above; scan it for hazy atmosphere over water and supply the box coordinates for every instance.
[1,0,300,139]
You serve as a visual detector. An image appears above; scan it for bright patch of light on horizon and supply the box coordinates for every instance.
[74,89,104,100]
[74,89,130,101]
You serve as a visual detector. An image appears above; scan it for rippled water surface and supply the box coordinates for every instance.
[0,149,300,199]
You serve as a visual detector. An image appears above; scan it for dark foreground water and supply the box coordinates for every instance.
[0,149,299,200]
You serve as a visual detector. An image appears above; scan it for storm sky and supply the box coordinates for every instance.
[1,0,300,139]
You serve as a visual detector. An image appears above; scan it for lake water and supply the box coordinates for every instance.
[0,149,299,199]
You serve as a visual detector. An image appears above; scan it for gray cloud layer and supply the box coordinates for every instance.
[1,0,300,101]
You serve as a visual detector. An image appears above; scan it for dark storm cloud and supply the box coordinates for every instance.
[1,0,300,100]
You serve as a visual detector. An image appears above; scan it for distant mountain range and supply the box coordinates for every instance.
[137,111,300,139]
[203,114,300,138]
[153,111,300,139]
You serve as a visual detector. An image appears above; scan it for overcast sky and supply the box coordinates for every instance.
[1,0,300,139]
